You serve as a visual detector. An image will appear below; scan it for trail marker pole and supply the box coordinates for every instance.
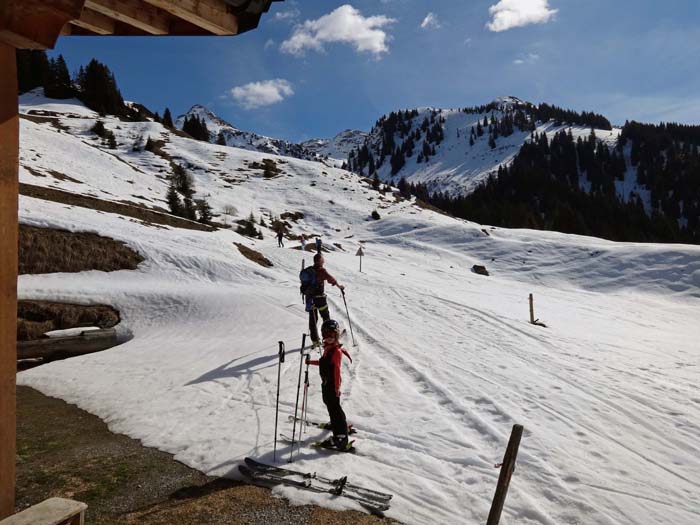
[528,294,547,327]
[289,334,307,462]
[356,246,365,272]
[341,289,357,347]
[487,424,524,525]
[273,341,285,462]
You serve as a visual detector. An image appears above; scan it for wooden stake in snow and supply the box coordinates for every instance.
[528,294,547,327]
[487,424,524,525]
[356,246,365,272]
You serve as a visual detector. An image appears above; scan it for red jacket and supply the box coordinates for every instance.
[309,342,351,397]
[315,267,338,287]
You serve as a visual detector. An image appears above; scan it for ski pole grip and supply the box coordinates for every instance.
[301,333,307,351]
[278,341,285,363]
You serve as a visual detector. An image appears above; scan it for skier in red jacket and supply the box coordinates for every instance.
[307,319,353,451]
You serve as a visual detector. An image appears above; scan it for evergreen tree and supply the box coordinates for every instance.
[77,59,125,115]
[166,181,183,215]
[488,133,496,149]
[163,108,174,128]
[216,131,227,146]
[16,50,49,94]
[197,200,214,225]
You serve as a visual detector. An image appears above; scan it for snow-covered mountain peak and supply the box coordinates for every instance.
[301,129,368,165]
[175,104,238,134]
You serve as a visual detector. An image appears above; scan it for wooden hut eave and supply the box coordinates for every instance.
[0,0,281,49]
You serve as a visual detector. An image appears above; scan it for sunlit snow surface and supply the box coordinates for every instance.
[17,92,700,524]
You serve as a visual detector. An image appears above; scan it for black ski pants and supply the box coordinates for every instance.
[322,383,348,437]
[308,295,330,343]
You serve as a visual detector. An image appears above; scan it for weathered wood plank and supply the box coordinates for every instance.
[17,329,118,361]
[142,0,238,35]
[0,42,18,520]
[0,0,85,49]
[71,6,115,35]
[84,0,169,35]
[0,497,86,525]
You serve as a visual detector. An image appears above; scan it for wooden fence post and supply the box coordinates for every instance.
[0,42,19,520]
[528,294,535,324]
[487,424,523,525]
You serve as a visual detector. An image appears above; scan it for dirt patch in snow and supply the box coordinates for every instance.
[15,386,394,524]
[234,242,273,268]
[20,183,212,232]
[17,300,120,342]
[19,224,144,275]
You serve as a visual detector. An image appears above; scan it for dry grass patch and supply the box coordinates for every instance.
[17,300,120,341]
[234,243,273,268]
[20,183,213,232]
[19,224,144,275]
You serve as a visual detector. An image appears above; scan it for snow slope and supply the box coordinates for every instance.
[16,94,700,525]
[301,129,368,165]
[176,104,316,161]
[363,104,620,197]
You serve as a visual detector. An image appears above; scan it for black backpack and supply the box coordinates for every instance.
[299,266,318,296]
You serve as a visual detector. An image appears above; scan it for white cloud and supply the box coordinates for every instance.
[229,79,294,110]
[487,0,557,32]
[420,12,441,30]
[281,4,395,58]
[264,38,275,50]
[274,8,300,22]
[513,52,540,65]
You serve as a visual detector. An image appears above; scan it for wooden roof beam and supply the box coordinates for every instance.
[84,0,170,35]
[71,6,115,35]
[142,0,238,36]
[0,0,86,49]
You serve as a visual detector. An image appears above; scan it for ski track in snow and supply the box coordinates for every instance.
[15,93,700,524]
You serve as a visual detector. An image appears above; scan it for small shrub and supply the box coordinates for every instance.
[371,210,381,220]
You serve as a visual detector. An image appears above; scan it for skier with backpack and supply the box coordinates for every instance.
[306,319,354,451]
[300,253,345,348]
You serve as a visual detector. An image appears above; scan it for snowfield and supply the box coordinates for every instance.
[16,93,700,525]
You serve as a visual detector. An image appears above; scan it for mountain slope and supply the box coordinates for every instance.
[15,92,700,525]
[176,104,315,160]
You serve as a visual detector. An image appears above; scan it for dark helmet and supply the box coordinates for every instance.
[321,319,340,338]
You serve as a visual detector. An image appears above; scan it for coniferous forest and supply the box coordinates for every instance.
[407,125,699,244]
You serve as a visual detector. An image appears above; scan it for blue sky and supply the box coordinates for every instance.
[50,0,700,141]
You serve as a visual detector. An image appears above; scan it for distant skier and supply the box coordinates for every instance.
[300,234,307,251]
[277,229,284,247]
[300,253,344,348]
[307,319,353,451]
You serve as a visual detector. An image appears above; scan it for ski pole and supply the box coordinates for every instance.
[301,357,310,436]
[289,333,307,463]
[341,289,357,347]
[273,341,285,462]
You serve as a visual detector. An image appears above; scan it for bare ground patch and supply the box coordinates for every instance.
[16,387,395,525]
[19,224,145,275]
[17,300,120,342]
[234,243,273,268]
[20,183,213,232]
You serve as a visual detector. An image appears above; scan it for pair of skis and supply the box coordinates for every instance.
[239,457,392,514]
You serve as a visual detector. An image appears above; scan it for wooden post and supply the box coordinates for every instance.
[487,424,524,525]
[0,41,19,520]
[528,293,535,324]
